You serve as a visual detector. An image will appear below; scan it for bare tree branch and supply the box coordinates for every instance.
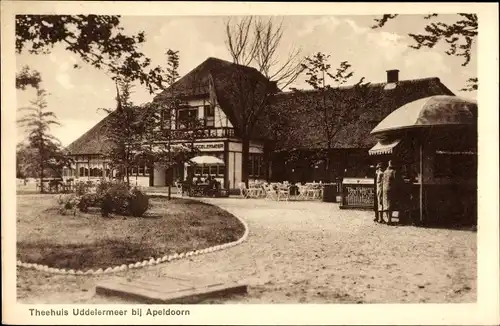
[225,16,304,89]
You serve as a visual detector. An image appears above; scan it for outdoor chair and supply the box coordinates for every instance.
[238,182,248,198]
[264,185,278,200]
[175,182,183,197]
[247,183,263,198]
[277,186,290,201]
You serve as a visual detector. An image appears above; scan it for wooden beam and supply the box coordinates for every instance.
[419,141,424,223]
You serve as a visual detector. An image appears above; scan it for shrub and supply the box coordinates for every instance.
[74,181,92,196]
[57,194,80,215]
[106,181,131,215]
[74,180,150,217]
[128,187,150,217]
[78,193,100,212]
[96,179,114,198]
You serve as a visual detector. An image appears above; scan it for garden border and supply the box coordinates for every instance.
[16,195,249,276]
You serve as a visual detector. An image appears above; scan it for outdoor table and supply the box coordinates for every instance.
[189,184,210,197]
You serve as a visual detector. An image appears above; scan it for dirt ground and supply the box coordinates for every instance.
[16,197,476,304]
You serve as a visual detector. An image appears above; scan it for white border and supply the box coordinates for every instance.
[2,2,499,325]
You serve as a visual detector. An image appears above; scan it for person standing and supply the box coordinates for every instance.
[374,162,385,223]
[382,160,403,225]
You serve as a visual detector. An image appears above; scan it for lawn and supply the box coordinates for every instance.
[16,194,245,270]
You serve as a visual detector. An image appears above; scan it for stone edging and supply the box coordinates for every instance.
[16,195,249,276]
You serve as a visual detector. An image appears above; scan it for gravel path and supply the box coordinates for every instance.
[17,197,476,303]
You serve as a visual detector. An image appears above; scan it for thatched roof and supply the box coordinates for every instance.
[154,57,279,139]
[263,77,455,151]
[65,114,115,155]
[66,57,455,155]
[66,103,152,156]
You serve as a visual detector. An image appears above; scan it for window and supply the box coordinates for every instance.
[248,154,264,178]
[204,105,215,127]
[434,151,477,179]
[127,164,149,176]
[160,108,172,130]
[177,108,198,129]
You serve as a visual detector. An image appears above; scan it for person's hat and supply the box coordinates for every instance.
[376,162,384,169]
[388,160,398,168]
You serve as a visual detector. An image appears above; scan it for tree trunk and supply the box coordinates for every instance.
[149,162,154,187]
[241,137,250,187]
[325,156,330,183]
[168,167,172,200]
[39,146,44,194]
[40,161,44,194]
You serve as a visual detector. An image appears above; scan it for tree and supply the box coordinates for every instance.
[17,87,71,192]
[138,49,199,197]
[372,13,478,91]
[289,53,373,182]
[100,79,142,186]
[16,15,165,93]
[16,66,42,90]
[225,16,303,89]
[224,16,303,186]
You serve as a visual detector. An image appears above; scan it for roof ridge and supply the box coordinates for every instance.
[274,77,441,96]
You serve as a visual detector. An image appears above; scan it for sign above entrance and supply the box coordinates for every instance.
[194,142,224,151]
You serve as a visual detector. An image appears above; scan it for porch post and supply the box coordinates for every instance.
[419,141,424,224]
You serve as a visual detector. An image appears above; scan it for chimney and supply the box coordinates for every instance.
[386,69,399,83]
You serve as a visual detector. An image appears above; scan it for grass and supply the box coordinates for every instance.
[16,194,245,270]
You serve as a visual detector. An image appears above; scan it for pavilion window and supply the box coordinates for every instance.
[434,151,477,179]
[138,165,145,176]
[144,165,150,176]
[195,166,202,175]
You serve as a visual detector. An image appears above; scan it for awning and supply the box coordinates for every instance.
[435,150,477,155]
[368,139,401,156]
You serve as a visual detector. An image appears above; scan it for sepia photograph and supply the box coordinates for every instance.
[2,1,499,325]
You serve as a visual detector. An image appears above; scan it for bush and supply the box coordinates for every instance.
[74,180,150,217]
[74,181,92,196]
[105,181,131,215]
[57,194,80,215]
[128,187,150,217]
[78,193,100,212]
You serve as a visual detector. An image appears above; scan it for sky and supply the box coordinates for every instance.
[16,14,478,147]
